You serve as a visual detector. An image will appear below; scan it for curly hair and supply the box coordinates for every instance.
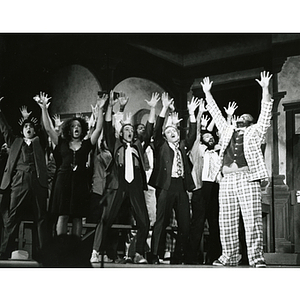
[61,117,88,141]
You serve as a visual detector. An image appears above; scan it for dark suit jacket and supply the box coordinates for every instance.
[149,116,196,192]
[104,120,149,191]
[0,111,48,191]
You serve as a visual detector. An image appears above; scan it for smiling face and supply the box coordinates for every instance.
[164,126,180,144]
[120,124,134,143]
[22,122,36,139]
[70,120,82,140]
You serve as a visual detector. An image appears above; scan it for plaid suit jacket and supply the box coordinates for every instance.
[206,95,273,182]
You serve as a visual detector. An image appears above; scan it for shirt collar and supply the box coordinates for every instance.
[23,138,32,146]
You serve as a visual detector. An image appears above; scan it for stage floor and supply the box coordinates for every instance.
[0,260,299,268]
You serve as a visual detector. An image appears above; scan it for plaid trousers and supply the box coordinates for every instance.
[218,172,264,266]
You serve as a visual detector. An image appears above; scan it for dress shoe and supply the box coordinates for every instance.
[254,260,266,268]
[212,259,225,266]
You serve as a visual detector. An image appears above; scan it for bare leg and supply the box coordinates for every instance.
[72,218,82,237]
[56,215,69,235]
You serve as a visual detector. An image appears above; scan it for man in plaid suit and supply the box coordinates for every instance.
[201,71,273,267]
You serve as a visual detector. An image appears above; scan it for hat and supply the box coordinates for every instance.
[11,250,29,260]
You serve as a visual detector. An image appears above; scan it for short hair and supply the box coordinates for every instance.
[19,118,39,136]
[61,117,88,141]
[119,123,134,141]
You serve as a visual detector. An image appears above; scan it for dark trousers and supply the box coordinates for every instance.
[189,181,221,264]
[94,169,150,256]
[151,178,190,262]
[0,170,48,257]
[92,190,130,260]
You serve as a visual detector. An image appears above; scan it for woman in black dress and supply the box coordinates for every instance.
[36,92,107,237]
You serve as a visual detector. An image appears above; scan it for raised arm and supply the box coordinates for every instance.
[159,92,173,118]
[224,101,238,125]
[185,96,200,149]
[254,71,274,142]
[201,77,227,133]
[153,92,173,146]
[90,95,107,145]
[255,71,272,103]
[105,90,118,123]
[187,96,200,124]
[145,92,160,124]
[35,92,59,145]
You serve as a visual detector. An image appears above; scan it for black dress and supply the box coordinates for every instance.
[51,137,92,218]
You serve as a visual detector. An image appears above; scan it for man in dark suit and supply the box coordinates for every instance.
[90,92,158,264]
[0,100,48,259]
[149,93,200,264]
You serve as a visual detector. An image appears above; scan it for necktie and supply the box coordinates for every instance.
[125,144,134,183]
[176,146,183,177]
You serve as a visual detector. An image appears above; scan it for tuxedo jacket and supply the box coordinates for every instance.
[149,116,196,192]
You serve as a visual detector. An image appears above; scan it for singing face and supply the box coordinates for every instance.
[121,124,134,143]
[70,120,82,139]
[23,122,36,139]
[236,114,254,128]
[164,126,180,144]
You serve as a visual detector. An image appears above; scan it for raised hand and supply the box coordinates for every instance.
[145,92,160,108]
[121,112,132,126]
[201,115,210,129]
[108,90,118,107]
[161,92,173,108]
[97,95,108,110]
[224,101,238,117]
[35,92,51,109]
[187,96,201,114]
[117,92,129,109]
[170,112,183,126]
[201,77,213,93]
[255,71,272,88]
[19,106,32,119]
[232,115,238,127]
[52,114,64,128]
